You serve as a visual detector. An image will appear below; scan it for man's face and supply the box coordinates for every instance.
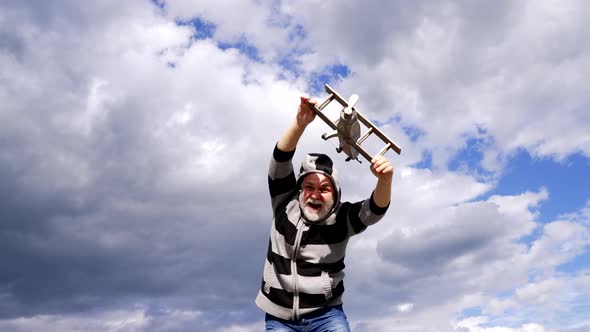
[299,173,335,222]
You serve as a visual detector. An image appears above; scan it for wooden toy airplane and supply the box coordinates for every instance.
[306,84,402,162]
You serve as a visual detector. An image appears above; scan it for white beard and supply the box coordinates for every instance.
[299,192,334,222]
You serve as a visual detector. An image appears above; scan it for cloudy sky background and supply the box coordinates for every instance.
[1,0,589,331]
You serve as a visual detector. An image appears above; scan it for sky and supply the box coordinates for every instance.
[0,0,589,331]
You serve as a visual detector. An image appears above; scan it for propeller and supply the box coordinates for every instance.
[343,94,359,117]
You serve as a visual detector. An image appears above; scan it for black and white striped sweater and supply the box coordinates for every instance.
[255,145,388,320]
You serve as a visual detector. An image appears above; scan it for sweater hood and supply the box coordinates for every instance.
[296,153,341,215]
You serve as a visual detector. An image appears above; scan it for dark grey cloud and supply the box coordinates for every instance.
[0,1,273,328]
[337,200,533,320]
[377,201,508,271]
[2,1,590,331]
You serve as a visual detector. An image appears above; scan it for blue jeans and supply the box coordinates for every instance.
[265,305,351,332]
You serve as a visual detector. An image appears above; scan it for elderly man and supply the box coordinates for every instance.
[256,97,393,331]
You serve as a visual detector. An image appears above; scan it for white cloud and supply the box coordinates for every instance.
[0,1,589,332]
[527,220,590,272]
[457,316,556,332]
[0,310,153,332]
[282,1,590,168]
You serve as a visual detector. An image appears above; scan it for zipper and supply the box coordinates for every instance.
[291,220,305,320]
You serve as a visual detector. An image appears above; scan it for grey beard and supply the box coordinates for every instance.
[299,192,334,222]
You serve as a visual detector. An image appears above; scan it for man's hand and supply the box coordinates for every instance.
[296,97,317,128]
[370,155,394,182]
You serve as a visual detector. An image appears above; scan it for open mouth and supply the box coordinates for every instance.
[307,202,323,211]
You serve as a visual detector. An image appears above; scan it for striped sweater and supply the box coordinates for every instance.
[255,145,389,320]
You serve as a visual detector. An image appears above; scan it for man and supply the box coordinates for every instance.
[256,96,393,331]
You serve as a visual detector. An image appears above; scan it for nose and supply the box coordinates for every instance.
[308,189,319,199]
[304,188,321,199]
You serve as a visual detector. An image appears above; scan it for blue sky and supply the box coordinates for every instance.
[492,152,590,221]
[0,1,589,331]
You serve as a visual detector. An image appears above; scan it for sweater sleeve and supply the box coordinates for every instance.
[268,143,297,214]
[345,192,389,236]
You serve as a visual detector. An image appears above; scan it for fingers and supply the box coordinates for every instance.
[371,154,388,168]
[372,162,393,174]
[371,155,394,177]
[300,96,317,110]
[300,96,309,106]
[296,96,317,126]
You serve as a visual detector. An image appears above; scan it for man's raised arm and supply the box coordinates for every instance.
[277,97,317,152]
[370,154,394,209]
